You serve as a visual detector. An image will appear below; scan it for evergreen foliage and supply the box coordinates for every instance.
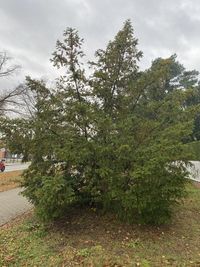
[1,20,200,224]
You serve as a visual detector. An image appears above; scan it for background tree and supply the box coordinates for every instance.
[0,51,26,115]
[0,51,20,77]
[0,118,33,161]
[0,76,56,161]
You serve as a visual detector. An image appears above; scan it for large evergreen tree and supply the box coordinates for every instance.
[2,21,199,224]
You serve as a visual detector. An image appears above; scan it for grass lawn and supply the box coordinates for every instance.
[0,183,200,266]
[0,170,23,192]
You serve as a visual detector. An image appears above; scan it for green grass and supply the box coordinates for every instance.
[1,183,200,266]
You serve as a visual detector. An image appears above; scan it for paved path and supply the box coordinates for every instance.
[0,188,32,226]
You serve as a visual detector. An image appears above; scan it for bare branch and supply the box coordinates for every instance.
[0,51,21,78]
[0,51,23,116]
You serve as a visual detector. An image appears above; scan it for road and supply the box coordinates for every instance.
[3,161,199,180]
[187,161,200,182]
[0,188,32,226]
[5,162,30,172]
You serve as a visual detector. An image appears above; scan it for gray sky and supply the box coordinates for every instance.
[0,0,200,89]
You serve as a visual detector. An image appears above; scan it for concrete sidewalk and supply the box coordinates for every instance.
[0,188,32,226]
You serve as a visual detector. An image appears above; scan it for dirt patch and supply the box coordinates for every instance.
[0,170,23,192]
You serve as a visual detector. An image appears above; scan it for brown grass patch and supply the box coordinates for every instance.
[0,170,23,192]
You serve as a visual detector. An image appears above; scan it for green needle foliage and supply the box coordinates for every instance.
[1,20,200,224]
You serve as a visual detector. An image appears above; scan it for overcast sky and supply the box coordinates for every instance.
[0,0,200,89]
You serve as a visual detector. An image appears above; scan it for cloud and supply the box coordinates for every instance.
[0,0,200,90]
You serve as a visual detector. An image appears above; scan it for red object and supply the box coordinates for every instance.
[0,161,5,172]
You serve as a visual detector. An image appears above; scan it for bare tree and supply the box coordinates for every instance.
[16,83,37,118]
[0,85,27,115]
[0,51,20,78]
[0,51,24,115]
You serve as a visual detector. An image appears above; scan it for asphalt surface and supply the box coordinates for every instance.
[0,188,32,226]
[3,161,200,179]
[188,161,200,182]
